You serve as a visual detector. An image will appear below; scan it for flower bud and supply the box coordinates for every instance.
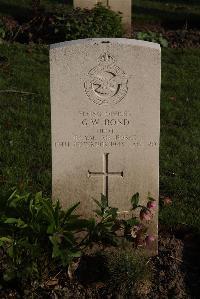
[130,224,142,238]
[147,201,156,210]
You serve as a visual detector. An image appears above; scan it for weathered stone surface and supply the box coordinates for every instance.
[74,0,106,10]
[50,38,161,252]
[73,0,132,33]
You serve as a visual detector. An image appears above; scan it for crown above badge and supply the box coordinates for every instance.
[98,52,115,65]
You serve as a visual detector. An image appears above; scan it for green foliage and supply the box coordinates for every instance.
[89,193,156,248]
[136,31,168,47]
[0,191,91,284]
[52,4,123,42]
[0,190,156,286]
[89,194,119,246]
[131,192,140,209]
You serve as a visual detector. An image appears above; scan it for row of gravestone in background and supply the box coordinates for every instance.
[50,38,161,255]
[74,0,132,33]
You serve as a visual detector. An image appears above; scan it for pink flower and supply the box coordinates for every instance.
[147,201,156,210]
[140,209,152,221]
[145,235,156,247]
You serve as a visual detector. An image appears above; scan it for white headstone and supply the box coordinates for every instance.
[109,0,132,33]
[50,38,161,252]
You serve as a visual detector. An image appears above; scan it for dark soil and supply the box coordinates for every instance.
[150,226,200,299]
[0,226,199,298]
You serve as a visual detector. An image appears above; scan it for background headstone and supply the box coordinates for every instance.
[50,38,161,253]
[109,0,132,33]
[74,0,107,10]
[74,0,132,33]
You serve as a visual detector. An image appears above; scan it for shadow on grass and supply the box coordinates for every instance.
[172,225,200,298]
[0,2,32,21]
[134,4,200,29]
[154,0,200,4]
[0,0,73,21]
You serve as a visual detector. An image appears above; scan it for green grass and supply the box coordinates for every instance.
[160,48,200,229]
[133,0,200,28]
[0,43,200,230]
[0,43,51,196]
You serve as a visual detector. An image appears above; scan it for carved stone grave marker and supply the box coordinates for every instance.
[50,38,161,253]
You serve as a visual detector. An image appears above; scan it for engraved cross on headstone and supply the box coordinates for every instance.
[88,153,123,200]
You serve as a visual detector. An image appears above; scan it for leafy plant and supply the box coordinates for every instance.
[87,192,157,249]
[0,190,156,289]
[52,3,123,42]
[87,194,119,246]
[0,191,91,284]
[136,31,168,47]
